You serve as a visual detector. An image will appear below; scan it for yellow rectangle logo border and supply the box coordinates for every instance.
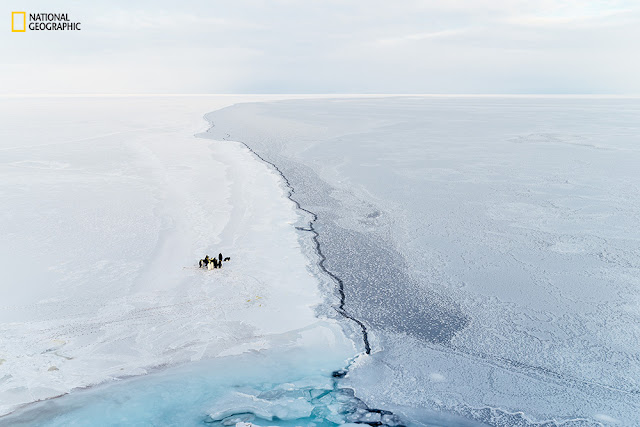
[12,11,26,32]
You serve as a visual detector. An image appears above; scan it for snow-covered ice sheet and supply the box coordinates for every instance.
[205,97,640,425]
[0,95,359,418]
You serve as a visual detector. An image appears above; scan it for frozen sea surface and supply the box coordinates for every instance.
[205,97,640,426]
[0,95,371,424]
[1,95,472,427]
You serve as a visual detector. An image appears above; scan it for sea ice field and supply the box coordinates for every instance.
[1,95,639,426]
[205,97,640,426]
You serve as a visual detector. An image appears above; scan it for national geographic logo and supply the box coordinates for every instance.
[11,12,25,32]
[11,12,81,32]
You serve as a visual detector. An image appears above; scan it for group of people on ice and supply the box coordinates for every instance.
[199,253,230,270]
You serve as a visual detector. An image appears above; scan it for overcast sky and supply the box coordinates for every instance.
[2,0,639,94]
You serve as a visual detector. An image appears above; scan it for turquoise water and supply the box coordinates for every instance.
[1,344,382,427]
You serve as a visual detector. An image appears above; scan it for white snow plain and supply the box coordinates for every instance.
[0,95,358,418]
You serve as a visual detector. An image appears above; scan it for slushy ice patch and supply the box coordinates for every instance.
[319,222,469,343]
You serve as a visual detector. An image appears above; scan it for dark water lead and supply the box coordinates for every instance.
[201,107,470,350]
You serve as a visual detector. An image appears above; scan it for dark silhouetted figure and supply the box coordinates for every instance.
[199,253,231,270]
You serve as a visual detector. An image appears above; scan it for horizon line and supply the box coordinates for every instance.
[1,93,639,98]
